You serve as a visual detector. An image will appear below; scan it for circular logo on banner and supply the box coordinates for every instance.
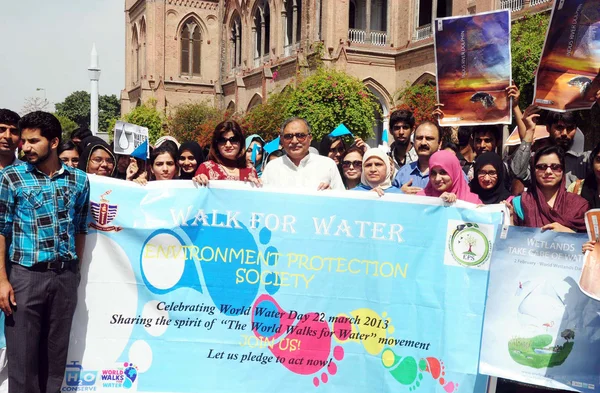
[448,223,490,267]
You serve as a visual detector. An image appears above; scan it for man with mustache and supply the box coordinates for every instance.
[262,117,344,190]
[511,106,588,188]
[388,110,417,171]
[0,109,23,171]
[392,121,441,194]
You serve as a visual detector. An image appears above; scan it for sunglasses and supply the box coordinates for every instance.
[534,163,563,173]
[342,160,362,169]
[217,136,241,145]
[282,133,309,142]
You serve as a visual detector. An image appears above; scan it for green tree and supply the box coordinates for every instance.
[99,95,121,134]
[241,89,293,141]
[55,91,121,133]
[168,101,223,144]
[511,12,551,108]
[284,68,379,141]
[54,114,78,140]
[394,82,438,124]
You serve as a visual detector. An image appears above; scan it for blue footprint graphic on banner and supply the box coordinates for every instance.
[122,362,138,389]
[139,213,280,315]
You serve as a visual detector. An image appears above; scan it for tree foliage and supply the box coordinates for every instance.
[284,68,379,141]
[511,12,551,108]
[240,89,293,141]
[21,96,50,115]
[55,91,120,133]
[54,114,78,140]
[393,82,438,125]
[168,102,224,146]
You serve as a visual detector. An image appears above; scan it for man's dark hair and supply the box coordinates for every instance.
[0,109,20,127]
[442,140,460,155]
[545,111,577,128]
[389,110,415,129]
[415,121,442,142]
[70,127,93,141]
[58,140,80,156]
[472,125,502,143]
[457,126,473,147]
[18,111,62,143]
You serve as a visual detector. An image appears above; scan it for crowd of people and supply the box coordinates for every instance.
[0,82,598,393]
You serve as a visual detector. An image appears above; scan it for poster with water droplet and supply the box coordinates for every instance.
[480,226,600,392]
[113,121,149,159]
[62,176,506,392]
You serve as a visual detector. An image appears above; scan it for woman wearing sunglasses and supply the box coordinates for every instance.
[193,120,258,186]
[509,145,588,232]
[340,146,364,190]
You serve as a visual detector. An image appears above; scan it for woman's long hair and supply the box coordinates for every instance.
[207,120,247,168]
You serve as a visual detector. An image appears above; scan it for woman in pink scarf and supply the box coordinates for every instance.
[417,150,482,204]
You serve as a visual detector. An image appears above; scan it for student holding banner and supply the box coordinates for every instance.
[193,120,258,186]
[352,148,401,196]
[509,145,588,232]
[261,117,344,190]
[417,150,482,204]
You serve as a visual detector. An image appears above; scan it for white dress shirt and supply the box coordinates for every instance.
[262,153,345,190]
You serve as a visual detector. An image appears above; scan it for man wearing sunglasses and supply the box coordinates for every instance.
[0,109,23,171]
[262,117,344,190]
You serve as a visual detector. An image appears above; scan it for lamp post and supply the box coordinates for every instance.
[88,44,101,135]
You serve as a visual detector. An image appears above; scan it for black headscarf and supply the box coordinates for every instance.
[178,141,205,180]
[77,136,117,177]
[581,143,600,209]
[469,152,511,204]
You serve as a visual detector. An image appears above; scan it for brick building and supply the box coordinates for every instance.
[121,0,552,144]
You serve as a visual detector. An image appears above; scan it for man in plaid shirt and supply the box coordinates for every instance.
[0,111,89,393]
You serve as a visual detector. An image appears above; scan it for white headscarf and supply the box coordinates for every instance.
[360,148,393,190]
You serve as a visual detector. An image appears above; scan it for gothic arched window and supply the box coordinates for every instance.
[180,18,202,76]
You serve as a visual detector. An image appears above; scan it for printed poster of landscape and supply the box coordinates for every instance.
[534,0,600,112]
[434,10,511,126]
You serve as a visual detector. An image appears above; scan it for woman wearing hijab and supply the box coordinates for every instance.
[510,146,588,232]
[352,148,401,196]
[469,152,512,205]
[245,134,266,176]
[417,150,481,204]
[78,136,117,177]
[178,141,205,180]
[193,120,258,186]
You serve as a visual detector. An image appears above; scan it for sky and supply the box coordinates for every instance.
[0,0,125,113]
